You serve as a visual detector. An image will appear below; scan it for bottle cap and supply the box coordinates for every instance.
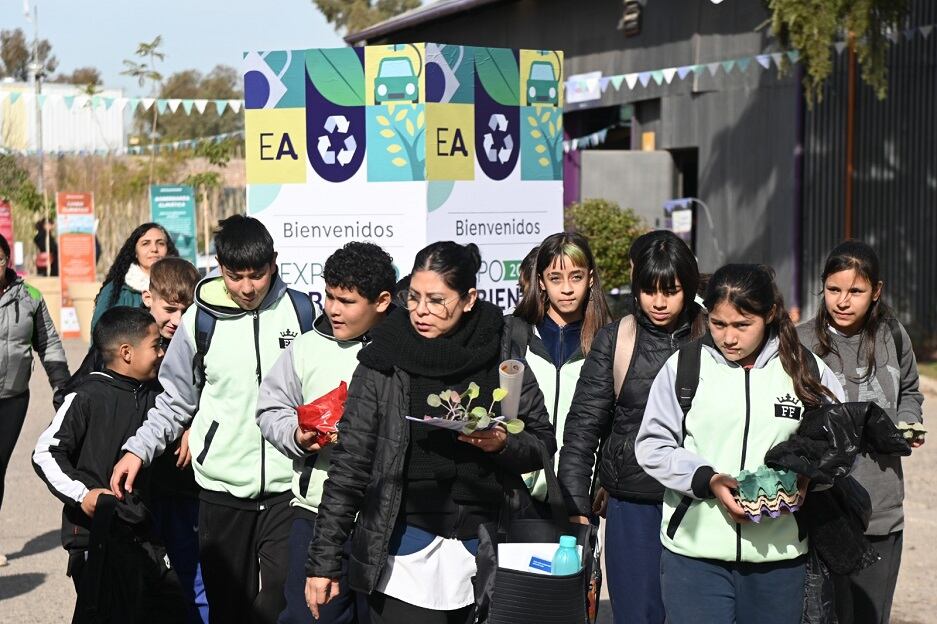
[559,535,577,548]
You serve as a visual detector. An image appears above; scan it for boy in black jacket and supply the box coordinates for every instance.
[33,307,186,622]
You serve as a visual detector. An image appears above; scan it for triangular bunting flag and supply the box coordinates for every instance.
[91,95,102,109]
[141,98,155,111]
[721,59,736,74]
[920,25,932,39]
[903,29,915,41]
[676,66,693,80]
[624,73,639,89]
[692,64,705,75]
[585,77,600,93]
[182,99,194,115]
[756,54,772,69]
[638,72,652,87]
[229,100,242,113]
[771,53,784,67]
[194,99,208,114]
[662,67,677,84]
[651,70,664,85]
[599,77,611,93]
[786,50,800,63]
[156,100,168,114]
[128,98,139,113]
[63,95,75,110]
[104,97,114,110]
[9,92,21,104]
[37,94,47,108]
[116,98,128,112]
[609,75,625,90]
[834,41,848,55]
[215,100,228,115]
[706,63,720,77]
[167,99,181,113]
[737,58,751,72]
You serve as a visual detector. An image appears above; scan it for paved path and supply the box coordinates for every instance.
[1,340,934,622]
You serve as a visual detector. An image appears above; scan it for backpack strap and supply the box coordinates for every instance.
[613,315,637,399]
[886,317,904,362]
[507,316,531,361]
[191,307,217,391]
[287,289,316,334]
[675,338,703,418]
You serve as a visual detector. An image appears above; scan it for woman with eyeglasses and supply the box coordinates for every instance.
[305,241,556,624]
[0,234,70,567]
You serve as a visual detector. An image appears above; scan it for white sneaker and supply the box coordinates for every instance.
[0,554,8,567]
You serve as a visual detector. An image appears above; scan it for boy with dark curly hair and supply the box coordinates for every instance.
[256,241,396,624]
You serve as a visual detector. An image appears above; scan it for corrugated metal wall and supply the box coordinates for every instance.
[803,3,937,345]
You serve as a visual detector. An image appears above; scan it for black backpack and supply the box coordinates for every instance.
[191,289,316,391]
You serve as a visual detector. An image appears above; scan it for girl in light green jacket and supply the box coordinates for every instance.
[636,264,844,624]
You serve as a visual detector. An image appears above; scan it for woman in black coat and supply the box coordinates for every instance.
[305,241,556,624]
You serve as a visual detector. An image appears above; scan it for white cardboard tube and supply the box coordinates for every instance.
[499,359,525,420]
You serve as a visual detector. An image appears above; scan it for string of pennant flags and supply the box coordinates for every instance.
[564,22,934,98]
[0,91,243,115]
[0,22,931,117]
[562,125,616,153]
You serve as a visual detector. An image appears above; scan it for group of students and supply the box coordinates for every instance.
[24,214,923,624]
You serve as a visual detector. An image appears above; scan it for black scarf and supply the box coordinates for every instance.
[358,301,506,508]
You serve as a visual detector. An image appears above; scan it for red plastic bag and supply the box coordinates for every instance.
[297,382,348,446]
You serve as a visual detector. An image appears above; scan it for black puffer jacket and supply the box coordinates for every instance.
[305,309,556,592]
[559,304,704,515]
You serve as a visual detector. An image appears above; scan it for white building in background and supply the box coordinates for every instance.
[0,79,125,154]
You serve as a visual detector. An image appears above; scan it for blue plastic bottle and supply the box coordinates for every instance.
[551,535,581,575]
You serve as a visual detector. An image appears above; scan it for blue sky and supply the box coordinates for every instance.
[3,1,345,96]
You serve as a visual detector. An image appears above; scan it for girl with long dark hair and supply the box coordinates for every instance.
[636,264,844,624]
[558,230,704,623]
[798,241,924,624]
[91,223,177,329]
[510,232,610,505]
[305,241,555,624]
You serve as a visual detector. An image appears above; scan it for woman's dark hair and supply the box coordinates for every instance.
[812,240,890,382]
[99,223,178,307]
[0,233,10,260]
[631,230,705,337]
[411,241,482,296]
[704,264,837,409]
[514,232,611,354]
[214,214,275,271]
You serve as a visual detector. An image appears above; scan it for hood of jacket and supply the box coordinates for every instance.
[193,271,289,319]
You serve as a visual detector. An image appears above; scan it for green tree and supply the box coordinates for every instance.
[122,36,165,186]
[565,198,647,290]
[137,65,243,141]
[314,0,421,34]
[0,154,43,213]
[767,0,910,101]
[0,28,56,81]
[50,66,102,86]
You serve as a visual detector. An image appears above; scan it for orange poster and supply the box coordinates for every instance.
[56,192,96,339]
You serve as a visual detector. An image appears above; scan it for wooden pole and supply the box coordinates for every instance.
[845,34,857,240]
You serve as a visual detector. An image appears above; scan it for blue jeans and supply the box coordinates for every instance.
[151,495,209,624]
[278,515,368,624]
[660,549,806,624]
[604,497,665,624]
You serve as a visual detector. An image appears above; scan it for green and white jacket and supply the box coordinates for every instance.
[636,334,845,563]
[123,274,307,502]
[256,314,369,514]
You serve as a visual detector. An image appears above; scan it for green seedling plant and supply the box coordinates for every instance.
[426,382,525,435]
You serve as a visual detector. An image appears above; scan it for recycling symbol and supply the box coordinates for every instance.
[317,115,357,166]
[482,114,513,164]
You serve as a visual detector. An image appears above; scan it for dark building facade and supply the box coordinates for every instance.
[349,0,937,343]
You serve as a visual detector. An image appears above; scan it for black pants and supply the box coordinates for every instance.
[834,531,903,624]
[367,592,472,624]
[0,391,30,512]
[199,497,292,624]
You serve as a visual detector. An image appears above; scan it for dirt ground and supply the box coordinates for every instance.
[1,339,935,622]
